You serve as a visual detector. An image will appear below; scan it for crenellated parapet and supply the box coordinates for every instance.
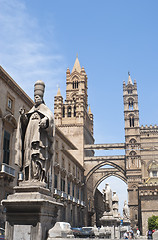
[140,124,158,136]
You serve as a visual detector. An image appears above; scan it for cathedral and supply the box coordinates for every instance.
[0,57,158,235]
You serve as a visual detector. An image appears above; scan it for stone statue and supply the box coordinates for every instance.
[15,80,54,183]
[103,183,112,212]
[123,200,129,219]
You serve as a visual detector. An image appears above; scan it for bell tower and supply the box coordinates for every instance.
[123,73,142,229]
[54,56,94,166]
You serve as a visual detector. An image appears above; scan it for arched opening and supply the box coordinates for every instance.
[74,105,76,117]
[62,106,65,118]
[67,106,71,117]
[94,174,128,227]
[129,115,134,127]
[128,99,134,110]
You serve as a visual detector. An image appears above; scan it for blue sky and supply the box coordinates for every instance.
[1,0,158,216]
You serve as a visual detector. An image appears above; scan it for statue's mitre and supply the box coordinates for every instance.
[34,80,45,97]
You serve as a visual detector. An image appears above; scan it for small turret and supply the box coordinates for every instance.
[54,87,63,125]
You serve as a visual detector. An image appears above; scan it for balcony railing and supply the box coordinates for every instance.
[73,197,78,205]
[67,194,73,202]
[54,188,62,197]
[0,163,15,177]
[61,191,68,200]
[53,188,85,207]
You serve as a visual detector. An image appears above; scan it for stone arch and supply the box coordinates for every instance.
[86,160,125,183]
[71,72,80,79]
[131,184,138,189]
[93,172,127,196]
[147,160,158,170]
[129,150,137,156]
[129,138,137,144]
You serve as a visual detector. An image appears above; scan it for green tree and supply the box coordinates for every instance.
[148,215,158,230]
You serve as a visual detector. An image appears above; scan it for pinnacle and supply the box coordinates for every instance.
[72,55,81,73]
[88,105,92,114]
[56,87,61,96]
[127,72,133,85]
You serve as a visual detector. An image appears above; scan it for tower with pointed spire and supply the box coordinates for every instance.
[54,56,94,166]
[123,73,141,229]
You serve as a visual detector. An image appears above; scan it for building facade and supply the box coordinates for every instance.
[123,74,158,235]
[0,66,33,228]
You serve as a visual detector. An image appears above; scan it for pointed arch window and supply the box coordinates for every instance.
[74,105,76,117]
[62,106,65,118]
[72,81,79,89]
[129,151,136,156]
[129,138,136,144]
[129,116,134,127]
[128,89,133,94]
[129,99,134,110]
[67,106,71,117]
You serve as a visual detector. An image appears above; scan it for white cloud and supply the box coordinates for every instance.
[0,0,65,108]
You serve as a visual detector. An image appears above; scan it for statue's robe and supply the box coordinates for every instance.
[15,103,54,180]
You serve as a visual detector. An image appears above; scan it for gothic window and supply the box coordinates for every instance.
[129,116,134,127]
[129,151,136,156]
[67,106,71,117]
[72,81,79,89]
[128,89,133,94]
[74,105,76,117]
[129,138,136,144]
[129,138,136,149]
[3,130,10,165]
[62,157,65,168]
[129,99,133,110]
[62,106,65,117]
[148,161,158,178]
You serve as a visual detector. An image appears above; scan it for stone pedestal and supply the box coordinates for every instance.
[2,185,63,240]
[99,211,120,239]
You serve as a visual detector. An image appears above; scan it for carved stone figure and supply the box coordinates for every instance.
[15,80,54,183]
[103,183,113,212]
[123,200,129,219]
